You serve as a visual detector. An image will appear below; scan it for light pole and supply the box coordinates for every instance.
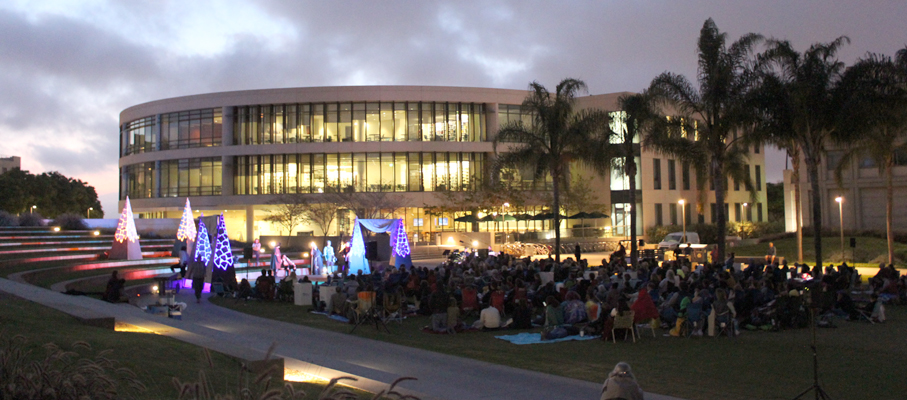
[835,196,844,263]
[30,205,36,214]
[678,199,686,243]
[87,207,93,219]
[743,202,748,222]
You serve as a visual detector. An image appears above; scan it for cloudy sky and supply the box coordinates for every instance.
[2,0,905,217]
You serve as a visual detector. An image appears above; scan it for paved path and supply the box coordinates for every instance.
[0,278,683,400]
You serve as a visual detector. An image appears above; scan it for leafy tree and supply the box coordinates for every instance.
[614,92,659,267]
[494,78,612,261]
[646,19,763,263]
[304,200,340,239]
[834,46,907,264]
[265,193,312,245]
[0,168,102,218]
[765,182,786,222]
[754,36,850,269]
[331,184,400,220]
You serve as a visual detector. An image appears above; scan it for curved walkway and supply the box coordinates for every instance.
[0,277,683,400]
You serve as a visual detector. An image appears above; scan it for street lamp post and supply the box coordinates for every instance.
[30,205,36,214]
[678,199,686,243]
[743,202,748,222]
[87,207,93,219]
[835,196,844,263]
[502,202,510,242]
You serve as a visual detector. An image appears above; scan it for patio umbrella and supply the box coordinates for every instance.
[454,214,479,223]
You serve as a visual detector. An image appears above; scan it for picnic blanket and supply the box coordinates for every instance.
[310,310,350,323]
[495,332,599,345]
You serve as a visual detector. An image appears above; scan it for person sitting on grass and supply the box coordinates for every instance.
[429,285,449,332]
[511,298,533,329]
[330,286,348,316]
[562,290,588,324]
[472,303,503,331]
[446,296,462,333]
[544,296,564,327]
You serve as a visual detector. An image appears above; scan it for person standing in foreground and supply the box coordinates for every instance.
[601,362,644,400]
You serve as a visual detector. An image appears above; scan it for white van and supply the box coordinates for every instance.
[658,232,701,249]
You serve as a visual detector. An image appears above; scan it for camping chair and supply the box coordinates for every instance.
[636,318,658,338]
[461,286,480,318]
[351,291,389,333]
[683,302,704,337]
[490,290,505,315]
[714,310,735,338]
[383,290,404,324]
[612,311,636,343]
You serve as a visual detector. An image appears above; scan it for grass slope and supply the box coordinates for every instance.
[731,236,907,267]
[210,297,907,400]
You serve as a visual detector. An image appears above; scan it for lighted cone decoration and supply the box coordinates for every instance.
[392,220,412,269]
[186,213,212,287]
[175,198,197,261]
[176,198,197,242]
[211,214,236,284]
[109,197,143,260]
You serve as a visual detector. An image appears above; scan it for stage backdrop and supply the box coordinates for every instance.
[348,218,412,274]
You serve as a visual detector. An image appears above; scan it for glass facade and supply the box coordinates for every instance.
[235,152,484,195]
[120,108,222,156]
[234,102,485,145]
[121,157,222,199]
[122,117,155,155]
[161,109,222,150]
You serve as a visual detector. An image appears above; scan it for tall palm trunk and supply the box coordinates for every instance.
[552,166,562,262]
[713,158,727,263]
[627,152,638,268]
[806,152,823,271]
[886,159,894,264]
[791,147,803,263]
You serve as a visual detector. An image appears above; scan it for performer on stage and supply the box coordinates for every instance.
[323,240,337,274]
[270,243,281,276]
[311,243,324,275]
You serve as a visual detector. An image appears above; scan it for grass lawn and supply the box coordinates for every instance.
[210,297,907,400]
[0,292,379,400]
[731,235,907,267]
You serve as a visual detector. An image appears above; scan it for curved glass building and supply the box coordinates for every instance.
[119,86,766,243]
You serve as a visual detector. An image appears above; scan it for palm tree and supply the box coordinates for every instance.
[757,36,850,270]
[645,19,763,263]
[834,47,907,264]
[494,78,612,262]
[749,68,805,262]
[615,92,657,268]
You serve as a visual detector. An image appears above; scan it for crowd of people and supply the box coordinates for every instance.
[289,245,905,340]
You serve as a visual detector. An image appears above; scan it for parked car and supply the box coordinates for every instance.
[658,232,701,249]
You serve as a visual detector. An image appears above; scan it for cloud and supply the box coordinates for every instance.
[2,0,907,215]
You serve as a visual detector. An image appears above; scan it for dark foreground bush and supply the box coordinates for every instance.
[17,212,44,227]
[0,211,17,226]
[52,213,88,230]
[0,334,146,399]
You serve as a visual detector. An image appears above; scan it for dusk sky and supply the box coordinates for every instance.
[1,1,905,217]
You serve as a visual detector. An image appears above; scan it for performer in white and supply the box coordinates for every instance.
[311,243,324,275]
[323,240,337,274]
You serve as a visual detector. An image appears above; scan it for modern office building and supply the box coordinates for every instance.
[119,86,766,243]
[783,146,907,233]
[0,155,21,174]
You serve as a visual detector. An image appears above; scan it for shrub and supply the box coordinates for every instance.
[0,211,17,226]
[17,212,44,227]
[52,213,88,230]
[0,334,145,399]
